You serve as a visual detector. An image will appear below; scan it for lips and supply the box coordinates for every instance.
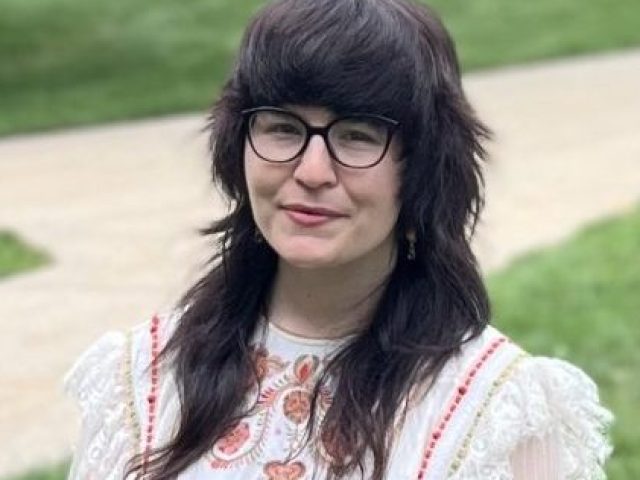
[281,203,345,217]
[281,203,346,227]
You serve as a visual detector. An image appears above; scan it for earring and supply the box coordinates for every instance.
[254,227,264,244]
[406,229,416,260]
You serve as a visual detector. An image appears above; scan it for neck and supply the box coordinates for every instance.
[267,243,397,339]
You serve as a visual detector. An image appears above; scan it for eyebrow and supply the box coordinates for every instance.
[281,104,336,124]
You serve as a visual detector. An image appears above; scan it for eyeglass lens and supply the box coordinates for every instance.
[247,110,391,168]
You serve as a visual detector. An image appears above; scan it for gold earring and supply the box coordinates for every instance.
[406,229,416,260]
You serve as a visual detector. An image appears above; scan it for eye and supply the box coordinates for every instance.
[251,111,305,137]
[340,130,377,143]
[267,122,303,135]
[332,118,387,146]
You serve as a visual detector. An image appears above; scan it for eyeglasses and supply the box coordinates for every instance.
[241,106,400,169]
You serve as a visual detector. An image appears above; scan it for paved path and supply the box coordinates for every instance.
[1,48,639,477]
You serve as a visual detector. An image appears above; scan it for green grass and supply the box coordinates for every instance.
[4,206,638,478]
[488,205,640,478]
[2,0,640,136]
[0,231,50,279]
[2,462,69,480]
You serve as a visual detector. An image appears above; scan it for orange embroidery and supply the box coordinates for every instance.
[253,346,270,382]
[283,390,312,424]
[293,355,319,384]
[263,460,307,480]
[252,345,288,382]
[215,421,251,456]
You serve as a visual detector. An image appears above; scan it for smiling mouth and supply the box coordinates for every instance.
[281,204,346,217]
[280,204,346,227]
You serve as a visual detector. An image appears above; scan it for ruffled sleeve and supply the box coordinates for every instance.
[452,356,614,479]
[63,331,139,480]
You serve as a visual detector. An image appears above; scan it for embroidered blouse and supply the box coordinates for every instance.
[63,308,614,479]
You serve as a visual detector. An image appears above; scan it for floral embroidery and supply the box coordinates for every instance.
[292,355,319,384]
[263,460,307,479]
[283,390,312,424]
[215,421,252,456]
[207,345,333,472]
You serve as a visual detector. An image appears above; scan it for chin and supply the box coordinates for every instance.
[279,251,340,269]
[274,242,343,269]
[267,235,338,267]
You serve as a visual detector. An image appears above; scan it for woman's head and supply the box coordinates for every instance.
[211,0,488,266]
[128,2,491,479]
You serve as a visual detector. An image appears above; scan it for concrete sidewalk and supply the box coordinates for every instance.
[1,48,639,477]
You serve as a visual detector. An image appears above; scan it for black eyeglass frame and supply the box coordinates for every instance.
[241,106,401,169]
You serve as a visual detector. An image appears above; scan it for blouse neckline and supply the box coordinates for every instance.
[260,316,358,348]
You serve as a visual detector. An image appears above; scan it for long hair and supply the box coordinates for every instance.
[126,0,491,478]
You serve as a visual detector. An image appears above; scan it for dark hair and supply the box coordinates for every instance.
[126,0,491,478]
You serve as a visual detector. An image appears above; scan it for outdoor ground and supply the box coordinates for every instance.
[1,49,639,478]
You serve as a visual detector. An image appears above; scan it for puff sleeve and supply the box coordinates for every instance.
[451,356,614,479]
[63,331,139,480]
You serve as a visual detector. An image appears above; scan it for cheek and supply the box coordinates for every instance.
[381,159,403,215]
[244,144,271,203]
[244,144,290,226]
[244,148,269,228]
[354,164,402,219]
[243,143,258,194]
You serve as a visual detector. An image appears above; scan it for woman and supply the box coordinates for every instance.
[64,0,614,479]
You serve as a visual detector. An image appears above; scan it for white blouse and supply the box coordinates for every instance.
[64,308,614,479]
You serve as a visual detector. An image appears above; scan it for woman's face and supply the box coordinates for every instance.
[244,105,403,270]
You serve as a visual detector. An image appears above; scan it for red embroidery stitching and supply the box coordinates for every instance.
[142,314,161,473]
[415,336,508,479]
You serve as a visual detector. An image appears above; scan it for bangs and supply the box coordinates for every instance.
[236,0,420,124]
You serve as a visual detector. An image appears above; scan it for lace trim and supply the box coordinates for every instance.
[448,353,528,475]
[122,330,141,455]
[448,356,614,480]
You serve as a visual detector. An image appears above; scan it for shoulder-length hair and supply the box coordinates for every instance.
[126,0,491,478]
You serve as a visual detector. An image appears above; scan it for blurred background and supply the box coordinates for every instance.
[1,0,639,478]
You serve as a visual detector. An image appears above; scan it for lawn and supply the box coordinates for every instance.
[2,463,69,480]
[4,206,639,477]
[1,0,640,136]
[488,205,640,478]
[0,231,49,279]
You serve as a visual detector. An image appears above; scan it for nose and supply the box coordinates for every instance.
[292,134,338,189]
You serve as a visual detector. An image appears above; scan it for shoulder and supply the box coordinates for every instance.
[448,324,614,479]
[63,307,184,479]
[63,324,134,479]
[63,330,127,406]
[63,306,182,400]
